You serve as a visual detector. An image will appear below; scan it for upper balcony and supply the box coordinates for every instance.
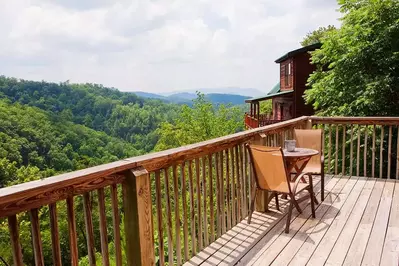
[1,116,399,266]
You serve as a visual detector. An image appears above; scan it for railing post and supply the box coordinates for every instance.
[305,118,313,129]
[123,167,155,266]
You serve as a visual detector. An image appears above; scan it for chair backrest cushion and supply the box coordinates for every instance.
[294,129,322,171]
[247,145,290,193]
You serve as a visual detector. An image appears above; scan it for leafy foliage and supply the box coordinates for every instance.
[300,25,337,47]
[0,76,179,152]
[155,93,244,151]
[259,100,273,115]
[0,99,140,185]
[305,0,399,116]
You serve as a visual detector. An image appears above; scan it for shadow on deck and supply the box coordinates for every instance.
[185,175,399,266]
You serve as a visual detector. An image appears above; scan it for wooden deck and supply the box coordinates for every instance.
[185,175,399,266]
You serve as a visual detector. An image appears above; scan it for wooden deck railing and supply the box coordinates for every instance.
[244,113,283,129]
[310,117,399,179]
[0,116,398,266]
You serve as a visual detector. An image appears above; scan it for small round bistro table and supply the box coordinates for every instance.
[283,148,319,181]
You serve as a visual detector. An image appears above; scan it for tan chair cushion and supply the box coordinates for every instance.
[294,129,323,174]
[273,182,309,194]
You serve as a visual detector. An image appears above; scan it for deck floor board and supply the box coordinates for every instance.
[183,175,399,266]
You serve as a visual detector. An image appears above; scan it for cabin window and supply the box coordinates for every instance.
[284,63,291,87]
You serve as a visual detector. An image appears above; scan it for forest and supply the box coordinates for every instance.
[0,76,244,265]
[0,76,244,183]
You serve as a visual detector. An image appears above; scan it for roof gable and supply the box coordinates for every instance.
[274,43,321,63]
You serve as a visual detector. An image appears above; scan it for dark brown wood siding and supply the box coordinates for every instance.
[279,59,294,91]
[272,95,294,120]
[292,52,316,117]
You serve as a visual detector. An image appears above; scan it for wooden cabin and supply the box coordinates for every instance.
[245,43,321,128]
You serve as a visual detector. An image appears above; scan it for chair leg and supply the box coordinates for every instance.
[310,190,316,218]
[293,198,302,214]
[285,199,294,233]
[313,193,319,205]
[275,192,280,211]
[248,188,257,224]
[321,172,325,201]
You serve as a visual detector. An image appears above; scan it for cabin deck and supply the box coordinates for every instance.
[185,175,399,266]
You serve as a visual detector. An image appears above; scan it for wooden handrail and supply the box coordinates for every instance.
[311,116,399,125]
[0,116,309,218]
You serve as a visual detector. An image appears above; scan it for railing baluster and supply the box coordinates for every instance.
[215,152,221,238]
[164,169,174,263]
[201,157,208,247]
[380,126,385,178]
[195,158,203,250]
[243,143,249,218]
[372,125,376,177]
[220,151,226,234]
[110,184,122,266]
[30,208,44,266]
[188,161,196,255]
[181,163,189,261]
[230,147,236,226]
[49,203,62,266]
[350,125,354,176]
[357,125,361,177]
[364,126,368,177]
[335,125,339,175]
[239,144,245,219]
[83,193,96,266]
[225,149,231,230]
[397,126,399,180]
[235,145,241,221]
[208,155,215,243]
[388,126,392,178]
[173,165,181,266]
[342,125,346,175]
[67,197,79,265]
[8,215,24,266]
[328,124,332,174]
[98,188,110,266]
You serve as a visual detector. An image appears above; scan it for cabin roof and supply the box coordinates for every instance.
[274,43,322,63]
[245,82,293,103]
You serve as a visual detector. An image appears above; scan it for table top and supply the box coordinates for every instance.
[283,148,319,158]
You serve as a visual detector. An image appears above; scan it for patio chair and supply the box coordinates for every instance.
[246,144,317,233]
[294,129,325,201]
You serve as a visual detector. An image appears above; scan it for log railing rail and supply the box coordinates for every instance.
[310,116,399,179]
[1,116,399,265]
[244,113,283,129]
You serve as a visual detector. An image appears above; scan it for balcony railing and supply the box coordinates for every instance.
[1,116,398,265]
[244,113,283,129]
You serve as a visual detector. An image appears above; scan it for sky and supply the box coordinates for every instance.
[0,0,341,95]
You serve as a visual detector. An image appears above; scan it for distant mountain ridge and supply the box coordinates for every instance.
[160,87,264,98]
[134,91,251,105]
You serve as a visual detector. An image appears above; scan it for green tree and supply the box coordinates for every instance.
[155,93,244,151]
[259,100,272,115]
[305,0,399,116]
[300,25,337,47]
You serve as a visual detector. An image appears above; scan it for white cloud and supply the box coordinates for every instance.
[0,0,340,94]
